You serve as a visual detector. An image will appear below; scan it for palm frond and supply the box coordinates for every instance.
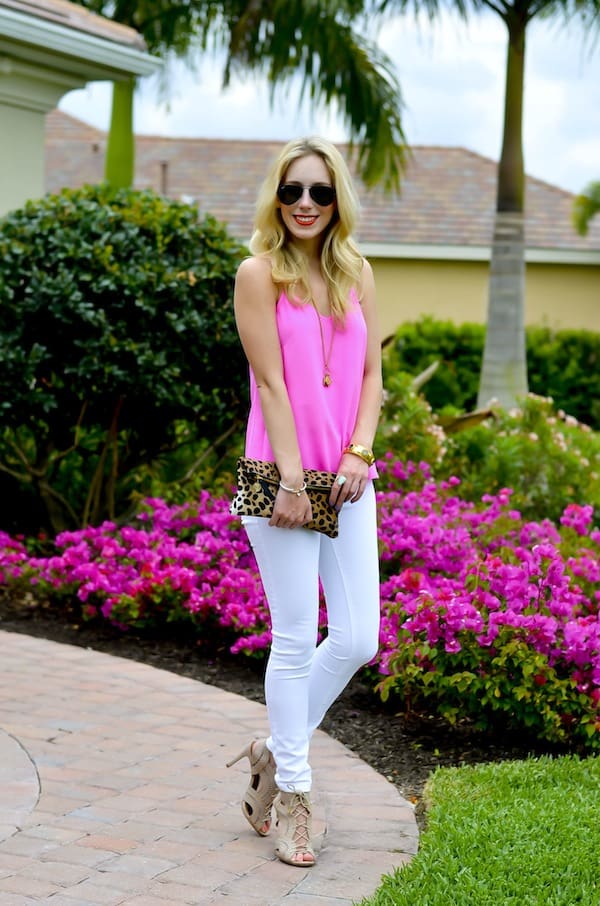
[531,0,600,21]
[573,181,600,236]
[223,0,406,190]
[373,0,478,20]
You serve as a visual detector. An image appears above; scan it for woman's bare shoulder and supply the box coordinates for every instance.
[235,255,277,309]
[236,254,273,284]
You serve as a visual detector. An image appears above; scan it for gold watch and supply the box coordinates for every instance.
[343,443,375,467]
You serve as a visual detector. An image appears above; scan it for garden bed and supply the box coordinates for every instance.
[0,589,563,829]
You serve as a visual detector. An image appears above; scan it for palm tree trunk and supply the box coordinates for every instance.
[477,15,528,409]
[104,77,136,189]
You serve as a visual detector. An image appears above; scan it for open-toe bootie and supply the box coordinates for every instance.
[274,791,316,867]
[226,738,278,836]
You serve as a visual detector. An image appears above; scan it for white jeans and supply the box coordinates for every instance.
[242,482,380,792]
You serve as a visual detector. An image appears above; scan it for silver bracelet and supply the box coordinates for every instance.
[279,479,307,497]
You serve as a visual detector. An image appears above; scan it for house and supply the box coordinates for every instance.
[45,110,600,337]
[0,0,159,215]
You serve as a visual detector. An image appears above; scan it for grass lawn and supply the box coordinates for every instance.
[359,755,600,906]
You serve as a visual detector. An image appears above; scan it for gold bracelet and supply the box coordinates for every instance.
[279,479,307,497]
[343,443,375,467]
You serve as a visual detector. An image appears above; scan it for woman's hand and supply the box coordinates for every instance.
[269,488,313,530]
[329,453,369,510]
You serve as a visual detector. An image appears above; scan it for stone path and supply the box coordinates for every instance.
[0,630,418,905]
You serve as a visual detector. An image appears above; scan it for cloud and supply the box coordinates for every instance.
[523,19,600,190]
[58,10,599,194]
[130,55,346,143]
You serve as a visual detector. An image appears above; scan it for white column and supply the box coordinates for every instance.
[0,57,84,215]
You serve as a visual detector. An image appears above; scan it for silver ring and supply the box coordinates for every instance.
[337,475,347,487]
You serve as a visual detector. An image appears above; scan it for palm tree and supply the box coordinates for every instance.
[573,181,600,236]
[72,1,406,191]
[475,1,530,409]
[380,0,599,407]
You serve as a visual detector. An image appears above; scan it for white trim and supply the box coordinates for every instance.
[0,7,161,78]
[360,242,600,266]
[525,247,600,266]
[360,242,488,261]
[0,56,84,111]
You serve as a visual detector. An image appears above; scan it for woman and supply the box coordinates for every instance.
[227,136,382,867]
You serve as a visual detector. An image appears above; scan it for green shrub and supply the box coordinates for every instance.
[376,379,600,523]
[383,317,483,413]
[377,372,446,475]
[443,394,600,523]
[0,186,247,533]
[384,317,600,430]
[527,326,600,429]
[136,423,244,507]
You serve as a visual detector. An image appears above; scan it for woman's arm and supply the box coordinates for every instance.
[331,259,383,507]
[234,256,312,528]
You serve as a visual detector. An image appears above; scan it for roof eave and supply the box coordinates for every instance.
[0,6,161,78]
[360,242,600,266]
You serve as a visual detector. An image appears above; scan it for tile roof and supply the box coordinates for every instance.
[45,110,600,252]
[0,0,146,49]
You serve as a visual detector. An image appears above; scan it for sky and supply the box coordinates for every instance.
[59,10,600,195]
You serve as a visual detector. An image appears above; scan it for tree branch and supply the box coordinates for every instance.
[480,0,509,17]
[83,397,124,526]
[0,461,31,483]
[181,419,242,483]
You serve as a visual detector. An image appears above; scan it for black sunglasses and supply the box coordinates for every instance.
[277,183,336,207]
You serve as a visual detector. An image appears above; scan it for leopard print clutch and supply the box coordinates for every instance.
[230,457,339,538]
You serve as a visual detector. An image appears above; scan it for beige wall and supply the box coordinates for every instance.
[370,257,600,340]
[525,263,600,330]
[0,105,46,213]
[0,56,85,216]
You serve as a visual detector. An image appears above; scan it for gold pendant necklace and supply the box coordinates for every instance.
[311,299,335,387]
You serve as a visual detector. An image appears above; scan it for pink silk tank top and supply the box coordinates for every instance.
[245,289,377,478]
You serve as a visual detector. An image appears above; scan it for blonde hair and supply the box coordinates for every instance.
[249,137,363,321]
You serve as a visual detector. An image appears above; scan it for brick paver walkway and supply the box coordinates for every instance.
[0,630,418,905]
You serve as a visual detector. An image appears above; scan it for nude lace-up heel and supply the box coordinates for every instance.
[274,791,316,867]
[226,738,278,836]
